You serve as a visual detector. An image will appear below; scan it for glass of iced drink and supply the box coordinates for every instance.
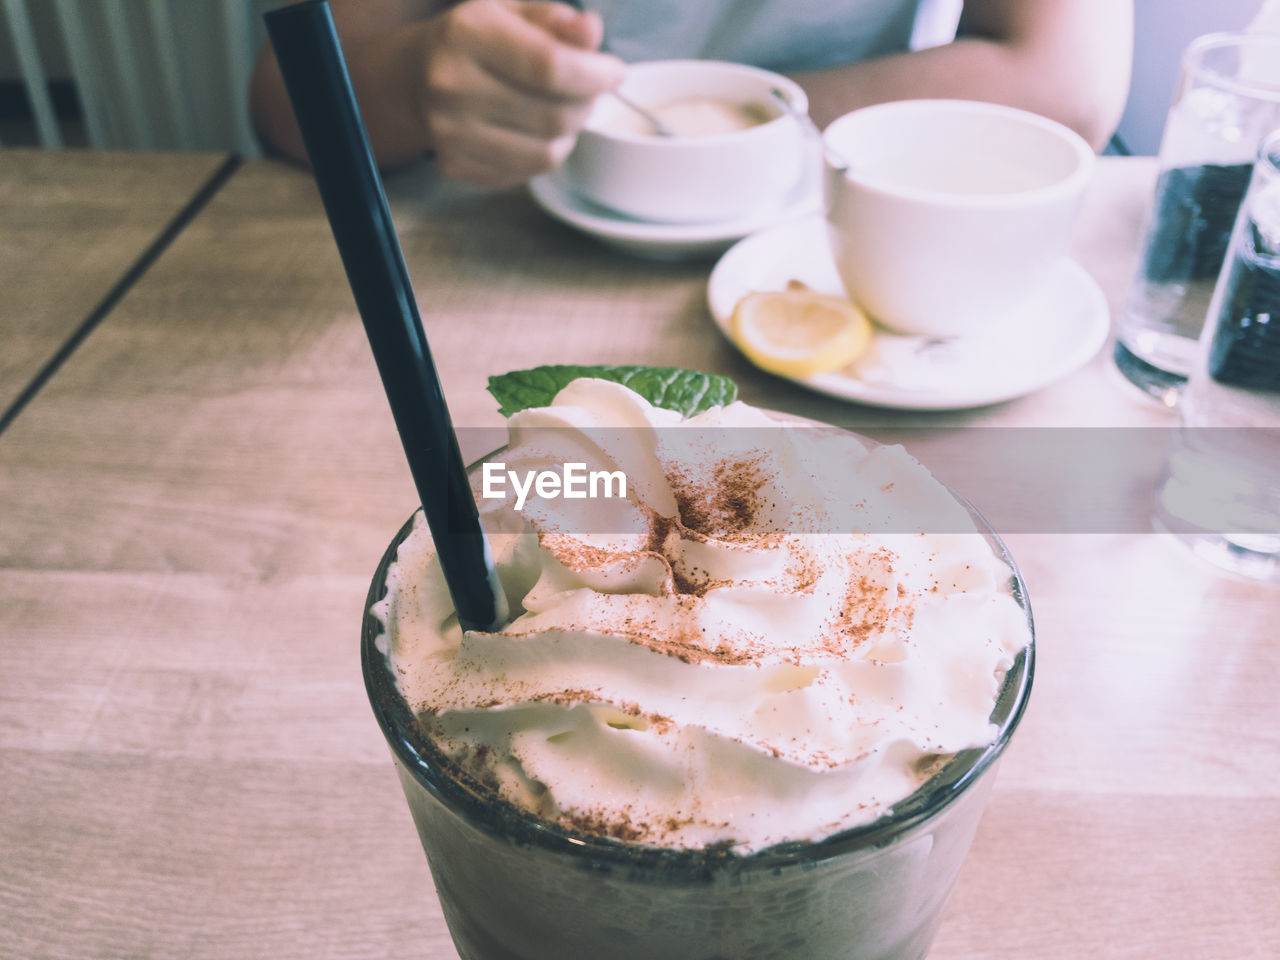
[1115,32,1280,404]
[363,382,1035,960]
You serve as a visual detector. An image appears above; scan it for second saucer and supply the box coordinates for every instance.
[529,163,820,261]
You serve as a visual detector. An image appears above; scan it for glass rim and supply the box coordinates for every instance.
[1181,32,1280,104]
[1260,128,1280,173]
[362,449,1036,877]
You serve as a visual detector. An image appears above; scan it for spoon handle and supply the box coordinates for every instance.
[561,1,673,137]
[609,91,675,137]
[769,87,849,172]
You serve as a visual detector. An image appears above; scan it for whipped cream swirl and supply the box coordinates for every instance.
[373,379,1031,852]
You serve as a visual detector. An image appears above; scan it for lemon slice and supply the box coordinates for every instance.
[729,288,873,378]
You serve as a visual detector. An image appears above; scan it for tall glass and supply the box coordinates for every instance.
[1115,33,1280,405]
[1154,129,1280,581]
[361,467,1035,960]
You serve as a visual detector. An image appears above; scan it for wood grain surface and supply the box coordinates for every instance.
[0,154,1276,960]
[0,149,230,418]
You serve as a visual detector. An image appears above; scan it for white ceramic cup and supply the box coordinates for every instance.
[822,100,1095,337]
[563,60,809,225]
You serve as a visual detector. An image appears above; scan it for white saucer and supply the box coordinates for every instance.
[707,215,1111,410]
[529,165,821,261]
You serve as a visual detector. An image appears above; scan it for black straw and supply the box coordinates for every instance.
[265,0,506,631]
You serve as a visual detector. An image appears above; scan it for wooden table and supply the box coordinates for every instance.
[0,153,1276,960]
[0,149,235,421]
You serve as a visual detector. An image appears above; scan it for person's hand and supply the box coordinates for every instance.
[416,0,624,187]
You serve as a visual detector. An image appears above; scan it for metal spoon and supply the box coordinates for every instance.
[610,91,675,137]
[560,0,674,136]
[769,87,849,172]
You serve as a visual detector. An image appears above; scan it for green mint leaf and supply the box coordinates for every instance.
[487,365,738,419]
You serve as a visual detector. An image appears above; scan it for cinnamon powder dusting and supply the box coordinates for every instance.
[520,450,910,669]
[558,809,647,843]
[527,687,604,707]
[669,453,772,541]
[623,623,758,665]
[820,547,915,657]
[539,532,633,572]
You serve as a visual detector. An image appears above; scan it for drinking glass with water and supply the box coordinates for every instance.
[1155,128,1280,582]
[1116,33,1280,405]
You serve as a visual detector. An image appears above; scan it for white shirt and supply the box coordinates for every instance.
[580,0,929,70]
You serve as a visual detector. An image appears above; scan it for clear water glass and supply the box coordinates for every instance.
[1115,33,1280,406]
[1154,129,1280,581]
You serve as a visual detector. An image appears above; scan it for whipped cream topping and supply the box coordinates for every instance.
[373,379,1031,852]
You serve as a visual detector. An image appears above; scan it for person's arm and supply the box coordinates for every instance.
[792,0,1132,151]
[249,0,625,184]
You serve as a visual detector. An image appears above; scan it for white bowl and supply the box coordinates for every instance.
[822,100,1095,338]
[563,60,809,225]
